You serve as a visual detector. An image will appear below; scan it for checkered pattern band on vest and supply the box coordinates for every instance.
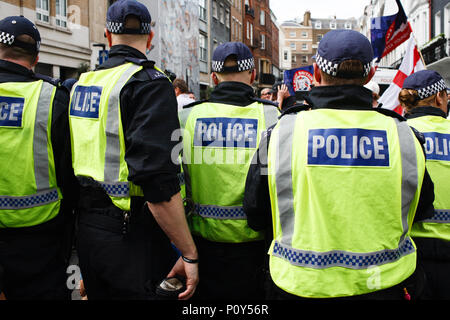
[417,79,447,99]
[0,31,15,45]
[315,53,372,77]
[107,21,151,34]
[0,189,59,210]
[212,58,255,73]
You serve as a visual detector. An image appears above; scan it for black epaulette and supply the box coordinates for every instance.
[183,99,208,109]
[375,108,406,122]
[410,126,426,145]
[280,103,310,118]
[251,96,279,107]
[34,73,61,87]
[124,57,169,82]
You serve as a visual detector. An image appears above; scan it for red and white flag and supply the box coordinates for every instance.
[378,36,425,115]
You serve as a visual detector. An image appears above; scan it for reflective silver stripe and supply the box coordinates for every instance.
[194,204,247,220]
[33,81,54,190]
[104,64,142,182]
[179,108,193,130]
[97,181,130,198]
[0,189,59,209]
[263,104,279,130]
[272,237,415,270]
[422,210,450,223]
[274,114,297,246]
[395,120,419,242]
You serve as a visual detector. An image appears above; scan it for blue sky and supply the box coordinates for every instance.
[270,0,372,22]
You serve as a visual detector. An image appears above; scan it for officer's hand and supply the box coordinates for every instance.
[167,256,199,300]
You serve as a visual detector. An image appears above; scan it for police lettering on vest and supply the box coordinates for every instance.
[0,96,24,127]
[308,128,390,166]
[423,132,450,161]
[70,86,103,119]
[194,117,258,148]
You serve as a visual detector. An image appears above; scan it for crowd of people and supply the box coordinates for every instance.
[0,0,449,302]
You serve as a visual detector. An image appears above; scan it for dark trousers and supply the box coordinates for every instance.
[76,204,177,300]
[0,214,70,300]
[192,236,266,301]
[415,237,450,300]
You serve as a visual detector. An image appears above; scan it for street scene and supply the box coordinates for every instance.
[0,0,449,309]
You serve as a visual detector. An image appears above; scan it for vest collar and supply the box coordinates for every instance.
[405,106,447,120]
[308,85,373,111]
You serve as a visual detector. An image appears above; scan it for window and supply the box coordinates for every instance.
[291,55,296,63]
[290,31,296,37]
[199,0,207,21]
[330,21,337,29]
[435,11,441,35]
[345,22,352,29]
[317,34,323,42]
[260,10,265,26]
[261,34,265,50]
[250,23,253,45]
[445,4,450,40]
[302,43,308,51]
[226,9,230,28]
[219,5,225,24]
[302,31,308,38]
[213,1,218,19]
[315,21,321,29]
[284,51,288,61]
[199,33,208,62]
[302,56,308,63]
[56,0,68,28]
[247,21,250,39]
[36,0,49,23]
[290,42,296,50]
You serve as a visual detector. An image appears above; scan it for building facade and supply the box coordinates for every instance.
[1,0,92,80]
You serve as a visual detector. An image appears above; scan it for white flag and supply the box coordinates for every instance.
[379,37,426,114]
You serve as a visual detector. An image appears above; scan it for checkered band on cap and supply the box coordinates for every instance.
[107,21,124,33]
[417,79,447,99]
[0,31,15,45]
[212,57,255,72]
[315,53,372,78]
[107,21,151,34]
[237,58,255,71]
[212,60,225,72]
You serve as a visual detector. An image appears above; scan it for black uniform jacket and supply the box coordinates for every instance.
[77,45,181,210]
[244,85,436,246]
[405,106,450,261]
[185,81,278,108]
[0,59,79,233]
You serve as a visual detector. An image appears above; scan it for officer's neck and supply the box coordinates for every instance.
[0,57,34,70]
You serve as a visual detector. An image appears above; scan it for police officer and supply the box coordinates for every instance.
[179,42,279,300]
[399,70,450,299]
[0,16,78,300]
[69,0,198,300]
[245,30,435,300]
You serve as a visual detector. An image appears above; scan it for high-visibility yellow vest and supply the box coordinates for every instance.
[0,80,61,228]
[69,62,146,212]
[408,115,450,242]
[180,102,279,243]
[267,109,426,298]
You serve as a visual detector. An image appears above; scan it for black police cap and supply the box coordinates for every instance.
[0,16,41,53]
[107,0,152,35]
